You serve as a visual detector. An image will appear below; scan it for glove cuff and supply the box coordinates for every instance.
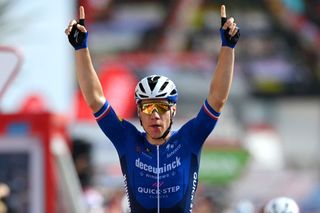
[74,32,88,50]
[220,28,238,48]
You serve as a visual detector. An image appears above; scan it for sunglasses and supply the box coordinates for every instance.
[140,102,172,115]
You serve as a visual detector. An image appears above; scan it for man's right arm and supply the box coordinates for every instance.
[75,48,106,112]
[65,6,106,113]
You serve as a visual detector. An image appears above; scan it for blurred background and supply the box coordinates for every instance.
[0,0,320,212]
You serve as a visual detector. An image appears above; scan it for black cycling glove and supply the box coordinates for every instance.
[68,19,88,50]
[220,17,240,48]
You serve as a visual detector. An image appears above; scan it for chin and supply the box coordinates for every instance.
[148,131,163,139]
[151,133,162,139]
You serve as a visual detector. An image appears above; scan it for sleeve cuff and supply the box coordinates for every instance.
[94,101,111,121]
[203,100,220,120]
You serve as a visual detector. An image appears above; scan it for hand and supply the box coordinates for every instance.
[65,6,88,50]
[220,5,240,48]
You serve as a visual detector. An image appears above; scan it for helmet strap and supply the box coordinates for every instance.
[154,108,173,140]
[155,119,172,140]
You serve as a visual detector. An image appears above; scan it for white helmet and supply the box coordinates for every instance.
[264,197,299,213]
[135,75,178,103]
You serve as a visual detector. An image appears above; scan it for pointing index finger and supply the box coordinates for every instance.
[221,5,226,18]
[220,5,227,27]
[79,6,85,20]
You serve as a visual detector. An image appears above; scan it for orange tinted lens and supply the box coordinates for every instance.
[141,103,155,114]
[141,103,170,114]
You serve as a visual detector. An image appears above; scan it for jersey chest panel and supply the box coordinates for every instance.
[126,139,192,209]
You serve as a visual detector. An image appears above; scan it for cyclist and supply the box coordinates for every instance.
[65,4,239,213]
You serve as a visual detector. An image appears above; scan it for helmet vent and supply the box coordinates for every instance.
[148,76,160,91]
[170,89,177,95]
[159,82,168,91]
[139,94,149,98]
[155,93,166,97]
[139,83,146,93]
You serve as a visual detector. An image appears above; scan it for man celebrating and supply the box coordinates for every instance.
[65,5,239,213]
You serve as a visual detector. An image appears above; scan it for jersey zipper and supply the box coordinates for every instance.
[156,145,160,213]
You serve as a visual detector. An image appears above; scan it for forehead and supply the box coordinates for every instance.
[140,99,169,104]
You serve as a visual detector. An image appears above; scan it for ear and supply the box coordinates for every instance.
[171,104,176,117]
[137,107,143,126]
[137,106,141,117]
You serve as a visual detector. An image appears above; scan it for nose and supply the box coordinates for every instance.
[150,110,160,119]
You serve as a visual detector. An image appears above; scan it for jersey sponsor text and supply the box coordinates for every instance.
[135,157,181,174]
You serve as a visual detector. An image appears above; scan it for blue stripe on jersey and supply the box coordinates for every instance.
[203,100,220,120]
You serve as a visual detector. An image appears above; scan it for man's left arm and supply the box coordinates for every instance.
[207,5,240,112]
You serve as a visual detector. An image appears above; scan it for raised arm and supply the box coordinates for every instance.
[207,5,240,112]
[65,6,106,112]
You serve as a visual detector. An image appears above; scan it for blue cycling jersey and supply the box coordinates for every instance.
[94,100,220,213]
